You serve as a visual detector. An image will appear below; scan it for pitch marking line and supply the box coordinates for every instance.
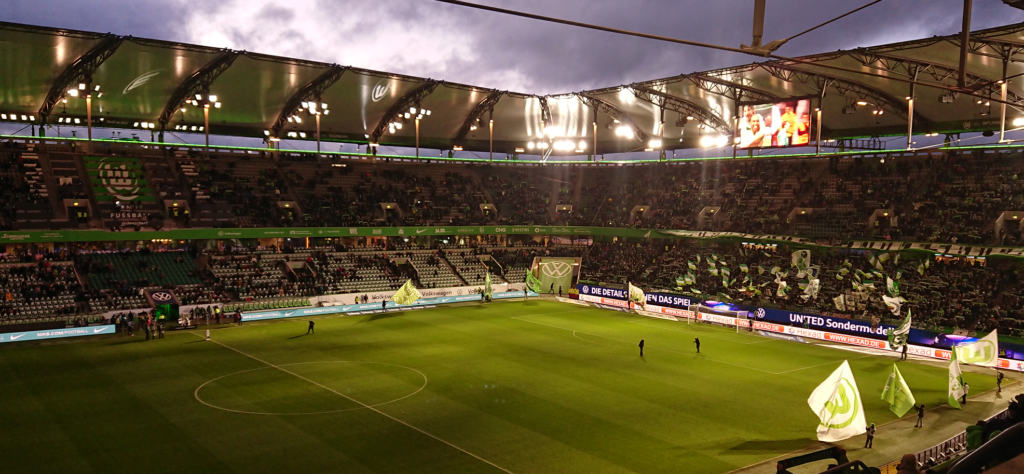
[512,316,871,376]
[194,334,515,474]
[193,361,429,416]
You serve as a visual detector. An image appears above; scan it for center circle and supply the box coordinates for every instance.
[195,361,428,416]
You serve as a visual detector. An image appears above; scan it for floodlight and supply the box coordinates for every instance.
[527,142,535,149]
[78,83,86,90]
[68,89,79,97]
[648,139,662,148]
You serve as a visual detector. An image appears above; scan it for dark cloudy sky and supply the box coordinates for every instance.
[3,1,1023,95]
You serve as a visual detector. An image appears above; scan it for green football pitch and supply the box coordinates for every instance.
[0,300,997,473]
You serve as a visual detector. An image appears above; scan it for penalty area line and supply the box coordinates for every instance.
[191,333,515,474]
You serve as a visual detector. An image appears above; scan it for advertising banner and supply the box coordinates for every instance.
[244,290,537,321]
[0,325,115,344]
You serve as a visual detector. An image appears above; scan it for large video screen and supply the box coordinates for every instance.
[738,99,812,149]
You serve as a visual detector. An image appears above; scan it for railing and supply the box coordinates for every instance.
[877,409,1010,473]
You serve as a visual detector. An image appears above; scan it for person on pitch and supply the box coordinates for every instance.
[864,423,875,448]
[307,320,315,335]
[382,300,387,313]
[694,337,700,354]
[902,343,909,361]
[639,339,645,357]
[962,383,969,405]
[997,371,1005,393]
[915,404,925,428]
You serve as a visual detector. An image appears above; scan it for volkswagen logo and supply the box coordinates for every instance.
[755,308,766,319]
[152,292,173,302]
[581,285,590,294]
[371,80,390,102]
[542,261,572,278]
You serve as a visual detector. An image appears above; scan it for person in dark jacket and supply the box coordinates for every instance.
[307,320,315,335]
[638,339,645,357]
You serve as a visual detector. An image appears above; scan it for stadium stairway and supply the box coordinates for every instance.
[439,254,468,286]
[33,151,66,220]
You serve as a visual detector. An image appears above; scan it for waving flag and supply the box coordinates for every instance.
[808,361,867,442]
[526,271,543,293]
[792,250,811,277]
[954,330,999,367]
[628,282,646,309]
[881,364,916,417]
[886,277,900,297]
[948,348,965,409]
[483,273,493,300]
[391,279,423,306]
[887,310,912,351]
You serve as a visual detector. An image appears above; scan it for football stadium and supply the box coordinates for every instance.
[4,1,1024,473]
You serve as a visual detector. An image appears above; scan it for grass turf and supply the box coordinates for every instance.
[0,300,996,473]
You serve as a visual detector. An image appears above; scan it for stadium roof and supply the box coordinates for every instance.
[2,20,1024,154]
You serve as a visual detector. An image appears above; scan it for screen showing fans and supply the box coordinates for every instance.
[737,99,812,149]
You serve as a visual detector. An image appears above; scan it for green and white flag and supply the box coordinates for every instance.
[893,253,901,266]
[675,276,687,288]
[792,250,811,277]
[882,295,905,316]
[709,267,719,276]
[808,360,867,442]
[878,253,891,263]
[721,267,731,279]
[887,310,912,351]
[740,264,749,273]
[391,279,423,306]
[776,281,789,297]
[801,279,820,301]
[628,282,646,308]
[954,330,999,367]
[710,254,718,262]
[770,266,782,276]
[695,254,701,264]
[886,277,900,298]
[948,348,965,409]
[881,364,917,417]
[526,270,543,293]
[895,270,903,281]
[483,273,493,300]
[834,295,846,312]
[688,260,697,271]
[757,264,766,275]
[917,262,926,276]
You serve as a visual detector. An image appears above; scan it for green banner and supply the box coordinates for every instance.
[535,257,577,294]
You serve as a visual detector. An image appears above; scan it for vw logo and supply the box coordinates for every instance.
[371,80,390,102]
[581,285,590,294]
[542,261,572,278]
[152,292,173,302]
[97,157,142,201]
[756,308,766,319]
